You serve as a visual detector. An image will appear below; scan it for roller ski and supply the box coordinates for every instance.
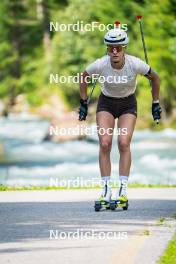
[110,177,129,211]
[94,183,111,211]
[110,195,129,211]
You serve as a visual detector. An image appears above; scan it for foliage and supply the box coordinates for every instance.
[0,0,175,121]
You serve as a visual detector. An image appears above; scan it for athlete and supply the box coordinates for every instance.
[78,28,161,204]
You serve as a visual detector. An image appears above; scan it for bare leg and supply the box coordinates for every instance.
[96,111,115,176]
[117,114,136,176]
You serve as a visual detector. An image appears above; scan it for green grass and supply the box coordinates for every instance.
[0,184,176,191]
[143,230,150,236]
[158,235,176,264]
[156,217,165,226]
[128,183,176,188]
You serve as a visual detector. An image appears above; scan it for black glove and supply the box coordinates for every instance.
[79,99,88,121]
[152,102,162,122]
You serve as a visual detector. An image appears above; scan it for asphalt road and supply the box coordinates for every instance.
[0,189,176,264]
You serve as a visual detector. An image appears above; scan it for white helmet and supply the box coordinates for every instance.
[104,28,129,46]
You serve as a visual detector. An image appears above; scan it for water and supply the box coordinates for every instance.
[0,114,176,186]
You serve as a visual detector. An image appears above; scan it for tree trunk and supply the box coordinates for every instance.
[36,0,51,63]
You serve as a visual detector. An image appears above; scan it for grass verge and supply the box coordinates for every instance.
[158,234,176,264]
[0,184,176,191]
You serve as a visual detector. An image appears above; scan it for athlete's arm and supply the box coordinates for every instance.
[79,71,90,100]
[144,68,160,102]
[78,70,90,121]
[145,68,162,121]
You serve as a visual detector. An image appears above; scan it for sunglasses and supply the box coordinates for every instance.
[107,45,125,53]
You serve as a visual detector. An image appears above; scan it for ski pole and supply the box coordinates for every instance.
[87,78,98,105]
[136,15,159,124]
[136,16,149,64]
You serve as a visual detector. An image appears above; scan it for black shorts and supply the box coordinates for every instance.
[96,93,137,119]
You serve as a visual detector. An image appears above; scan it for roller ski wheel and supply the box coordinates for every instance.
[94,198,110,212]
[110,197,129,211]
[122,201,129,210]
[109,200,116,210]
[94,201,102,211]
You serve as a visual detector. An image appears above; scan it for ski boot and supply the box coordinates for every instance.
[94,186,111,212]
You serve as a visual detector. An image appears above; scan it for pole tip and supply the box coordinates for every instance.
[114,21,121,27]
[136,15,142,20]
